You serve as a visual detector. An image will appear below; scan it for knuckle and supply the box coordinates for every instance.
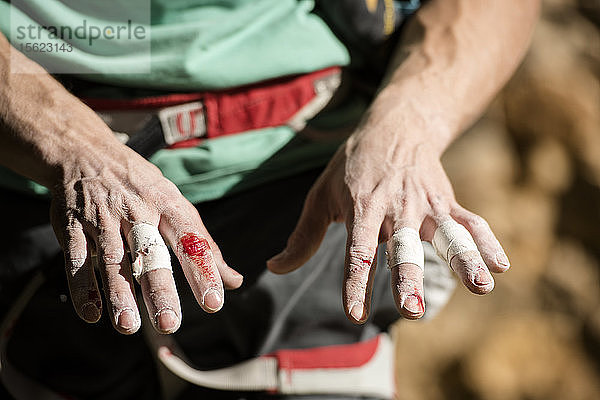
[347,245,375,273]
[353,192,374,213]
[465,214,489,230]
[65,256,87,275]
[100,249,125,265]
[450,250,483,268]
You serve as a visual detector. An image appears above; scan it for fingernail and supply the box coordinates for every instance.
[474,269,492,286]
[117,308,137,331]
[403,294,424,315]
[349,302,364,322]
[81,302,100,322]
[496,252,510,269]
[203,289,222,312]
[156,309,179,332]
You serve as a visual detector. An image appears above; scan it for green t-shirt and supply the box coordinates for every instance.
[0,0,358,202]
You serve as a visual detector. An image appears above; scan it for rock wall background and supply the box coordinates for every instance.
[393,1,600,399]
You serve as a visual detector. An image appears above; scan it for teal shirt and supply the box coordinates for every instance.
[0,0,355,202]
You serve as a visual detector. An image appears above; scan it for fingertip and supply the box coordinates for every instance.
[348,302,366,324]
[266,250,296,274]
[155,308,181,334]
[224,273,244,290]
[219,263,244,290]
[391,263,425,320]
[116,308,141,335]
[202,288,223,313]
[400,294,425,320]
[469,269,495,295]
[493,251,511,272]
[80,302,101,323]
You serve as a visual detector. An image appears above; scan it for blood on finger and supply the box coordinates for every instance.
[410,287,424,314]
[179,233,218,283]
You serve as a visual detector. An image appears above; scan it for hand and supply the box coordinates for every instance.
[0,37,242,335]
[49,127,243,334]
[267,119,510,323]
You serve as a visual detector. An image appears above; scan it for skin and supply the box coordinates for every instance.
[0,0,540,334]
[267,0,540,322]
[0,33,243,335]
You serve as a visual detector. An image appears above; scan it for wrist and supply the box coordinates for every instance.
[353,83,459,158]
[1,80,122,188]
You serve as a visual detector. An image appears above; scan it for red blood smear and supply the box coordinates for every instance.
[180,233,217,282]
[412,287,424,314]
[349,256,373,273]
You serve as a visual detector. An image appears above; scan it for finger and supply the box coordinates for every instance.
[207,240,243,290]
[64,225,102,323]
[50,204,103,322]
[451,206,510,273]
[95,220,140,334]
[160,201,243,296]
[51,210,103,323]
[267,186,331,274]
[159,209,227,313]
[140,268,182,334]
[387,227,425,319]
[391,264,424,319]
[125,222,181,333]
[173,231,224,313]
[432,218,494,295]
[344,216,381,324]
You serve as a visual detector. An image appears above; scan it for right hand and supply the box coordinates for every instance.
[0,35,242,334]
[50,126,243,334]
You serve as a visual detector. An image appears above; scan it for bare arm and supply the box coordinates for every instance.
[269,0,540,322]
[0,32,243,334]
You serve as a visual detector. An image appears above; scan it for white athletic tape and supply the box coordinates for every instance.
[127,223,172,282]
[432,219,478,264]
[386,227,424,271]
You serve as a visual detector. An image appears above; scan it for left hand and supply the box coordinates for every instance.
[267,118,510,323]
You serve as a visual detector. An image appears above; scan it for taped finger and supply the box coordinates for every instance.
[126,222,173,282]
[386,227,424,271]
[432,219,494,294]
[452,207,510,273]
[386,227,425,319]
[432,219,478,265]
[125,222,181,333]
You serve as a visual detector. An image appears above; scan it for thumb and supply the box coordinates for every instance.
[267,188,331,274]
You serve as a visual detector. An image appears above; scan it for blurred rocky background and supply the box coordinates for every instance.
[393,0,600,399]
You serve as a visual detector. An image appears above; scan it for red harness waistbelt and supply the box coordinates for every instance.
[82,66,342,152]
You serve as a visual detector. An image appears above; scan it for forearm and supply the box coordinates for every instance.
[358,0,540,155]
[0,31,123,188]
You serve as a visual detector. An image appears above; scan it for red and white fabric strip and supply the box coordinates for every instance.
[155,333,395,398]
[83,66,342,149]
